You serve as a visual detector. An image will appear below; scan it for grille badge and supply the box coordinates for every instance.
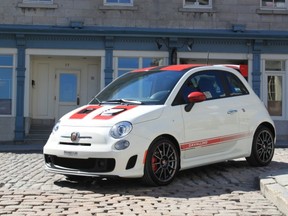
[71,132,80,142]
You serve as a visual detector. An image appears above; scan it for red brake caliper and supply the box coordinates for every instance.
[152,156,158,172]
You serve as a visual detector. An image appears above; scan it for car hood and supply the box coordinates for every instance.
[59,104,164,127]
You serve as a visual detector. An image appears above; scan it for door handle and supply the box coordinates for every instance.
[227,109,238,115]
[77,95,80,105]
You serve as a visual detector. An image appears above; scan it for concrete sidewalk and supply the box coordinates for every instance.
[0,142,45,153]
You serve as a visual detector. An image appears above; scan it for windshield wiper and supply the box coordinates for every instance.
[89,97,102,105]
[103,99,142,105]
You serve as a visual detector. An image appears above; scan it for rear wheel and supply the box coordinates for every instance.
[246,125,274,166]
[142,137,179,186]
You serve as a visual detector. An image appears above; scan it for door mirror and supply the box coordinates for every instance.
[187,91,206,103]
[185,92,206,112]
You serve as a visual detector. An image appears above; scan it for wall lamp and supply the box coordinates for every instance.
[187,40,194,51]
[155,38,169,50]
[155,38,194,51]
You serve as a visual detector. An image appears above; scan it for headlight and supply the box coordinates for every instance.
[110,121,133,139]
[52,121,60,133]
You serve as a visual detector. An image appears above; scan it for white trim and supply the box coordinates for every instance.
[25,54,30,118]
[26,49,105,57]
[183,0,212,8]
[113,50,168,58]
[178,52,248,60]
[100,56,105,90]
[261,57,287,120]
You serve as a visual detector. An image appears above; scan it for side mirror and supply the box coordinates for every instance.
[185,92,206,112]
[187,91,206,103]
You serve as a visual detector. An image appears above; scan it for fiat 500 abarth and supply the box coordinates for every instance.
[44,64,275,186]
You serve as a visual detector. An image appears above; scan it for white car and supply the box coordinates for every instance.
[44,64,276,186]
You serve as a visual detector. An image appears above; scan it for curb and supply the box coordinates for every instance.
[0,143,44,153]
[259,170,288,216]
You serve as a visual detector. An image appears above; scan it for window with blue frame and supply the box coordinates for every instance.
[104,0,133,6]
[23,0,53,3]
[0,55,13,115]
[117,57,163,77]
[261,0,287,9]
[184,0,212,8]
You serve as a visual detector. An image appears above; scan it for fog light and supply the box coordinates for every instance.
[114,140,130,150]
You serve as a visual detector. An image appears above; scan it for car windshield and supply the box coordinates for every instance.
[90,70,184,105]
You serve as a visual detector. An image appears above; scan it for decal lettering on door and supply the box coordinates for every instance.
[181,132,251,151]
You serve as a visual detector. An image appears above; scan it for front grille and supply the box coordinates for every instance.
[45,154,115,173]
[59,142,91,146]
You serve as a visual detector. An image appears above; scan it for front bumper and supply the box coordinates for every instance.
[43,131,150,178]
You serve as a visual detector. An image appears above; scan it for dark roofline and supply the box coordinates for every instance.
[1,24,288,40]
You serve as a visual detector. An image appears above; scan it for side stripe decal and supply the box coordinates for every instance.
[181,132,251,151]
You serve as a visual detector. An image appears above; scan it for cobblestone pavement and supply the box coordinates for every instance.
[0,148,287,216]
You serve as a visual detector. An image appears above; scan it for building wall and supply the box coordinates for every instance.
[0,1,288,142]
[0,0,287,31]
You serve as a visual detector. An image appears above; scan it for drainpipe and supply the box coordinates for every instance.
[14,34,26,142]
[252,40,263,97]
[104,36,114,86]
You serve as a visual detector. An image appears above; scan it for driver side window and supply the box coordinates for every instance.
[173,70,225,105]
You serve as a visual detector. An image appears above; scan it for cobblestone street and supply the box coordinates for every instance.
[0,148,287,216]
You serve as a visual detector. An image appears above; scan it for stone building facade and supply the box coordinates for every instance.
[0,0,288,142]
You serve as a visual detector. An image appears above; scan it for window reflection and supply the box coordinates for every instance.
[267,76,282,116]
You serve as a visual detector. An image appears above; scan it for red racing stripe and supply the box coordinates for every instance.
[94,105,137,120]
[70,105,102,119]
[181,132,251,151]
[160,64,206,71]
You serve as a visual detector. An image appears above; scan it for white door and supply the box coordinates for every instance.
[55,70,80,120]
[178,71,240,161]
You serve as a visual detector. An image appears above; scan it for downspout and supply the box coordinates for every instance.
[14,34,26,142]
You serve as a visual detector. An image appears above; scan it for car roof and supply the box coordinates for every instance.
[131,64,244,73]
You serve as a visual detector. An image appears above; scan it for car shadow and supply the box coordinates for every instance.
[53,159,288,199]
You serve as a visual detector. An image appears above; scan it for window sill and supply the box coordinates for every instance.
[17,3,58,9]
[99,5,138,11]
[256,8,288,15]
[178,7,215,13]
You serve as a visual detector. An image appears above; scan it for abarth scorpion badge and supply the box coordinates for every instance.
[71,132,80,142]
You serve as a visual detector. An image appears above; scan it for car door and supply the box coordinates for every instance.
[174,70,241,166]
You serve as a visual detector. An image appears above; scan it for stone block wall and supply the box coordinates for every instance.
[0,0,287,31]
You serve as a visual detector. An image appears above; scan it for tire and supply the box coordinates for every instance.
[246,125,275,167]
[142,137,180,186]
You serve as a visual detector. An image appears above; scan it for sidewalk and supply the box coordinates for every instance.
[0,140,287,215]
[0,142,44,153]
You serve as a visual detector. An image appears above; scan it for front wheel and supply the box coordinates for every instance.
[142,138,180,186]
[246,125,275,166]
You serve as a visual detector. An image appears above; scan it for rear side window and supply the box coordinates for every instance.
[224,72,249,96]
